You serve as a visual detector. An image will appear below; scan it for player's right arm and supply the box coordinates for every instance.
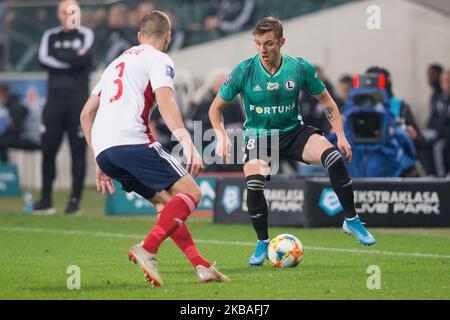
[148,53,205,177]
[156,87,204,177]
[209,95,231,161]
[209,65,243,162]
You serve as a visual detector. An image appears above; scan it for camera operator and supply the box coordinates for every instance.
[366,66,426,177]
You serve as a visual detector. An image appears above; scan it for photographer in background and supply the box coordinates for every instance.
[366,66,426,177]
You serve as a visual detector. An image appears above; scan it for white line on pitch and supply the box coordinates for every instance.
[1,226,450,260]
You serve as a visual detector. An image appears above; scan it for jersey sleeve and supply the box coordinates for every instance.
[218,64,244,102]
[148,53,175,92]
[301,59,326,96]
[91,80,102,97]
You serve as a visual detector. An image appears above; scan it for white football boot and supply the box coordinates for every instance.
[196,265,231,283]
[128,243,163,287]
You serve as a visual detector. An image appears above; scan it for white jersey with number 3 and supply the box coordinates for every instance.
[91,44,175,157]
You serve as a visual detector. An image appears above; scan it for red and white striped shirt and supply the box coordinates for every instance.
[91,44,175,157]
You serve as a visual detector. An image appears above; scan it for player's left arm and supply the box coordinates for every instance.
[156,87,204,177]
[314,89,352,162]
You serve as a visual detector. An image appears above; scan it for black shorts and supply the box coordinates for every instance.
[243,124,322,165]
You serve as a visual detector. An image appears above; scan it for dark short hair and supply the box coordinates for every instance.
[140,10,171,39]
[366,66,393,94]
[340,75,353,85]
[252,16,283,40]
[366,66,390,78]
[429,64,443,74]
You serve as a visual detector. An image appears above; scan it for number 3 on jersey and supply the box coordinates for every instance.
[109,62,125,103]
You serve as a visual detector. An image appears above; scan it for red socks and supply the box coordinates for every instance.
[143,193,196,253]
[142,192,211,268]
[171,224,211,268]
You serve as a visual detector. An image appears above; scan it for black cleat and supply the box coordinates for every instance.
[33,200,55,215]
[65,197,80,215]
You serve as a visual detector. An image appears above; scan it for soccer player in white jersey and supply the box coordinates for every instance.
[80,11,229,287]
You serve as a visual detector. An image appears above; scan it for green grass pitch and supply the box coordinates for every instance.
[0,188,449,300]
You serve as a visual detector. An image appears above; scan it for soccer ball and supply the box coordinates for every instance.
[268,234,304,268]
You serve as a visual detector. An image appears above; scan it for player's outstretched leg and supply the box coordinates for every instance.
[321,147,376,246]
[246,174,270,265]
[129,191,198,287]
[171,223,230,283]
[165,176,230,283]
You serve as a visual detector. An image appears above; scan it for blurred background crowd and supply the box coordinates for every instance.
[0,0,352,71]
[1,0,449,183]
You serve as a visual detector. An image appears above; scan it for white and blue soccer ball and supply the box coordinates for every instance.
[268,234,304,268]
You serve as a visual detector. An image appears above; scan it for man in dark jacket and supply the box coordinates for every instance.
[422,64,444,175]
[36,0,94,214]
[432,70,450,176]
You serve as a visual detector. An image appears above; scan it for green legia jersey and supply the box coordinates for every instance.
[219,54,325,140]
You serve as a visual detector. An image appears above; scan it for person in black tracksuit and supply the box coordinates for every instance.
[35,0,94,214]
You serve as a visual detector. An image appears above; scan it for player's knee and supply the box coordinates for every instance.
[321,147,352,186]
[187,186,202,205]
[321,147,342,170]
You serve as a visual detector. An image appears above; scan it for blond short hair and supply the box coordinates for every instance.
[140,10,171,39]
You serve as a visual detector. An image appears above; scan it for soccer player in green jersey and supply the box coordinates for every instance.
[209,17,376,266]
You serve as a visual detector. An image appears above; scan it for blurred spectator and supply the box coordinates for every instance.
[82,7,107,31]
[82,7,107,67]
[0,1,5,71]
[205,0,255,34]
[366,66,426,177]
[335,74,353,110]
[126,1,155,44]
[188,73,245,172]
[3,3,52,71]
[315,65,335,97]
[165,9,185,53]
[431,70,450,176]
[298,65,335,134]
[36,0,94,214]
[126,7,140,43]
[189,73,245,132]
[421,63,444,175]
[428,64,443,113]
[187,0,255,45]
[0,85,40,163]
[136,1,155,19]
[102,3,132,66]
[425,64,444,137]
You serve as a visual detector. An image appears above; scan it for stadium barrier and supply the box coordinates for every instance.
[214,177,450,227]
[0,164,21,196]
[105,177,216,216]
[214,177,306,226]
